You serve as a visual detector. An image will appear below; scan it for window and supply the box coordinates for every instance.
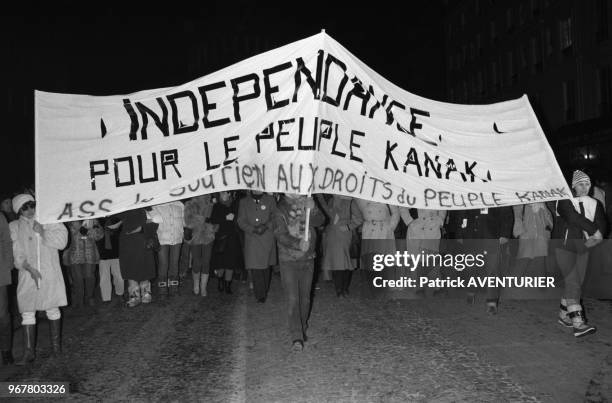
[562,81,576,121]
[596,0,609,42]
[559,18,573,52]
[545,28,553,56]
[597,66,612,115]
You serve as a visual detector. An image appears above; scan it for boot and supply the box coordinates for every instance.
[49,319,62,356]
[192,272,201,295]
[1,350,14,365]
[168,277,180,296]
[217,274,224,292]
[200,274,209,297]
[15,325,36,366]
[567,304,596,338]
[224,280,232,295]
[157,281,168,299]
[558,299,573,327]
[140,282,152,304]
[126,288,141,308]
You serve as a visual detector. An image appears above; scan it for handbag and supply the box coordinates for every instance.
[349,200,361,258]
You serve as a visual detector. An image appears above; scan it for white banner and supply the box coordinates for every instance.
[35,32,571,224]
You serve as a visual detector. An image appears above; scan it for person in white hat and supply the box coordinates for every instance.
[8,194,68,364]
[552,170,607,338]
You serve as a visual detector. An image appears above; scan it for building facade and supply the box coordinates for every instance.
[444,0,612,178]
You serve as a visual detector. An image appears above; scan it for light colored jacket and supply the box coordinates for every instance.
[513,203,552,259]
[10,217,68,312]
[400,208,446,253]
[355,200,399,240]
[152,201,185,245]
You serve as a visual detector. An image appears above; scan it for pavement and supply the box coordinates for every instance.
[1,273,611,402]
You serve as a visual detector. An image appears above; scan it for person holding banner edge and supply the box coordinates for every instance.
[553,170,605,338]
[9,194,68,364]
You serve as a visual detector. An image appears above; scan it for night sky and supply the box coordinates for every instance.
[0,2,445,195]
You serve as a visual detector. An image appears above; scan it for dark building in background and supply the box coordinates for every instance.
[444,0,612,179]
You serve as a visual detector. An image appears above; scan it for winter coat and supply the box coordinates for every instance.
[399,208,446,253]
[552,197,607,253]
[237,194,277,269]
[10,217,68,312]
[513,203,553,259]
[317,195,363,271]
[65,220,104,265]
[184,196,215,245]
[0,214,13,287]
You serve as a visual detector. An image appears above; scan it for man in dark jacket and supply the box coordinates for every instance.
[273,193,324,352]
[452,206,514,314]
[0,213,14,364]
[552,170,605,338]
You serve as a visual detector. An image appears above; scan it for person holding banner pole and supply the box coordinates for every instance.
[9,194,68,365]
[273,193,324,351]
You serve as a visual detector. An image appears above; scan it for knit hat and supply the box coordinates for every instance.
[571,170,591,188]
[12,194,35,214]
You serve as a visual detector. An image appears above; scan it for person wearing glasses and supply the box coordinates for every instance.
[9,194,68,365]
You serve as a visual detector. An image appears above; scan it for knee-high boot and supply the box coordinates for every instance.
[15,325,36,366]
[49,319,62,356]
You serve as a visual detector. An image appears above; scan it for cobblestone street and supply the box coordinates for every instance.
[1,273,611,402]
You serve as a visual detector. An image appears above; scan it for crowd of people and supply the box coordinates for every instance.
[0,170,610,362]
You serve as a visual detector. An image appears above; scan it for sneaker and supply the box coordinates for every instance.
[141,291,152,304]
[292,340,304,352]
[574,323,597,338]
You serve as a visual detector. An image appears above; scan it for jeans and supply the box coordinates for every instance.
[70,263,96,306]
[0,286,11,351]
[280,260,314,342]
[555,248,589,305]
[99,259,124,301]
[158,244,181,281]
[250,268,271,300]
